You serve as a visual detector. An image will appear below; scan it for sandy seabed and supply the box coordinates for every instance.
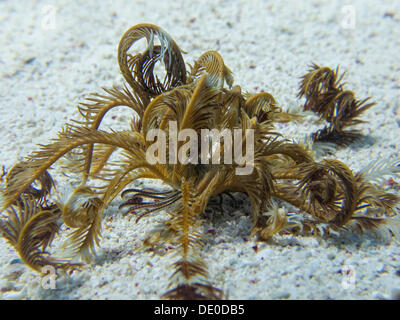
[0,0,400,299]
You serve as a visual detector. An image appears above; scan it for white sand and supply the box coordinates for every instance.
[1,0,400,299]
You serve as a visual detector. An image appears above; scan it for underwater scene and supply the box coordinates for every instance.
[0,0,399,301]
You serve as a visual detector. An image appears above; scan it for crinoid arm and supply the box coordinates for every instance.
[75,84,147,182]
[266,157,400,240]
[118,23,187,98]
[119,187,181,222]
[245,92,303,123]
[187,50,233,89]
[298,64,375,147]
[0,196,79,273]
